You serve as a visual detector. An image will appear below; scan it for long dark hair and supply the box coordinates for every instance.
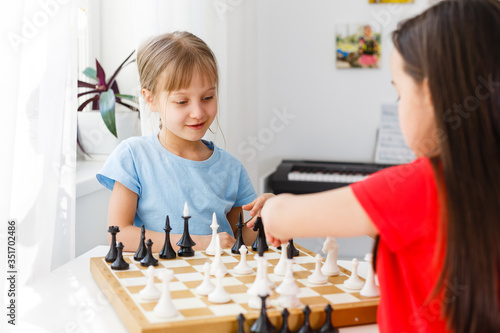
[387,0,500,331]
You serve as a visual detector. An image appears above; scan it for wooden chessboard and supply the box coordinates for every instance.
[90,244,378,333]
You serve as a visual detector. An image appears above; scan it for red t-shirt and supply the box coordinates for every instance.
[351,157,450,333]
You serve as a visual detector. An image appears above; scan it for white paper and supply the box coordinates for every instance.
[374,104,416,164]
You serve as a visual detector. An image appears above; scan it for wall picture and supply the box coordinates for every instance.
[336,23,381,69]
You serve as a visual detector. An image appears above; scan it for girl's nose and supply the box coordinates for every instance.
[190,103,205,119]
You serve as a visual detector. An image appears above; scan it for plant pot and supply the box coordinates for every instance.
[77,108,141,160]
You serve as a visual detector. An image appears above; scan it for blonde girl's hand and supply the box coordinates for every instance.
[242,193,276,228]
[218,232,236,248]
[193,232,236,250]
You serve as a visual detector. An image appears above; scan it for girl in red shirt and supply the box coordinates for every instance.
[246,0,500,332]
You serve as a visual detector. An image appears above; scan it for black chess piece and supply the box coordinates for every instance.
[279,308,292,333]
[289,239,300,257]
[140,239,159,267]
[277,239,299,257]
[176,214,196,257]
[250,294,276,333]
[134,225,148,261]
[159,216,176,259]
[232,212,247,254]
[297,305,314,333]
[319,304,339,333]
[105,226,120,262]
[237,313,246,333]
[287,240,295,260]
[252,217,269,253]
[111,242,129,270]
[257,229,266,258]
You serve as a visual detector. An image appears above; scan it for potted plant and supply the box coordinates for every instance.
[77,50,140,157]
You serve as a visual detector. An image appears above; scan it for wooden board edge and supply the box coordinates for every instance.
[90,257,153,333]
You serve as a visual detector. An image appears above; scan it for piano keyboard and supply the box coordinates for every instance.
[287,170,367,183]
[270,160,393,194]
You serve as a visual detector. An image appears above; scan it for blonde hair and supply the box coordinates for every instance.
[137,31,218,96]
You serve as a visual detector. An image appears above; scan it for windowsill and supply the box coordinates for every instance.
[76,159,106,198]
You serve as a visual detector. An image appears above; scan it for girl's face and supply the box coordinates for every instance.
[150,72,217,143]
[390,49,438,157]
[364,26,372,37]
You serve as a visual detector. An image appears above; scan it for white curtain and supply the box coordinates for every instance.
[0,1,77,331]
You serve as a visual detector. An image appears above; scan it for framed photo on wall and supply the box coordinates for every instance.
[336,23,381,69]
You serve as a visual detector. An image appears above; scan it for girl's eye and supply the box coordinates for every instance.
[177,100,188,105]
[203,96,214,101]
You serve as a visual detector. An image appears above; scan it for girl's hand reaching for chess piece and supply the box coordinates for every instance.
[242,193,275,228]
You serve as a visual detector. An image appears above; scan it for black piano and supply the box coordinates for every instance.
[269,160,393,194]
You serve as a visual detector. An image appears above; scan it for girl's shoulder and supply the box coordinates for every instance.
[117,133,160,152]
[209,142,244,167]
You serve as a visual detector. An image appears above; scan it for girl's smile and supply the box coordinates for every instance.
[186,121,207,130]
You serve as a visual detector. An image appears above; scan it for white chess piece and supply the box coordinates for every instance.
[139,265,161,300]
[233,245,253,275]
[260,254,275,290]
[206,213,223,256]
[210,234,227,276]
[273,246,287,276]
[195,262,215,296]
[321,237,340,276]
[344,258,364,290]
[307,254,328,285]
[276,258,301,308]
[153,269,179,318]
[360,253,379,297]
[208,268,231,303]
[247,254,273,309]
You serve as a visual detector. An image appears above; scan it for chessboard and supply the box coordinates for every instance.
[90,244,378,333]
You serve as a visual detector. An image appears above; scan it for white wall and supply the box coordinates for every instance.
[253,0,429,178]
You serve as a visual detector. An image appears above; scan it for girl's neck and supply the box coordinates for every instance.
[158,130,213,161]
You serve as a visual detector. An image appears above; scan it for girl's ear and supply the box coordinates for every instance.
[142,88,157,112]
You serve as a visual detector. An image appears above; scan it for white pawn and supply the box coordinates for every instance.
[195,262,215,296]
[261,254,275,290]
[273,245,287,276]
[206,213,223,256]
[153,269,179,318]
[344,258,364,290]
[247,274,272,309]
[233,245,253,275]
[360,253,379,297]
[276,258,301,308]
[307,254,328,285]
[321,237,340,276]
[208,268,231,303]
[210,234,228,276]
[139,265,161,300]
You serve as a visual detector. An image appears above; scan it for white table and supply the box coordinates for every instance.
[17,246,378,333]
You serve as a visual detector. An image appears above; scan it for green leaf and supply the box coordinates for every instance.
[115,94,138,103]
[99,89,117,138]
[83,67,99,82]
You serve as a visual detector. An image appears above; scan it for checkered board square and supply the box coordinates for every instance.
[90,244,378,333]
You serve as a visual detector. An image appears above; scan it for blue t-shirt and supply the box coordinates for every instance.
[96,133,257,236]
